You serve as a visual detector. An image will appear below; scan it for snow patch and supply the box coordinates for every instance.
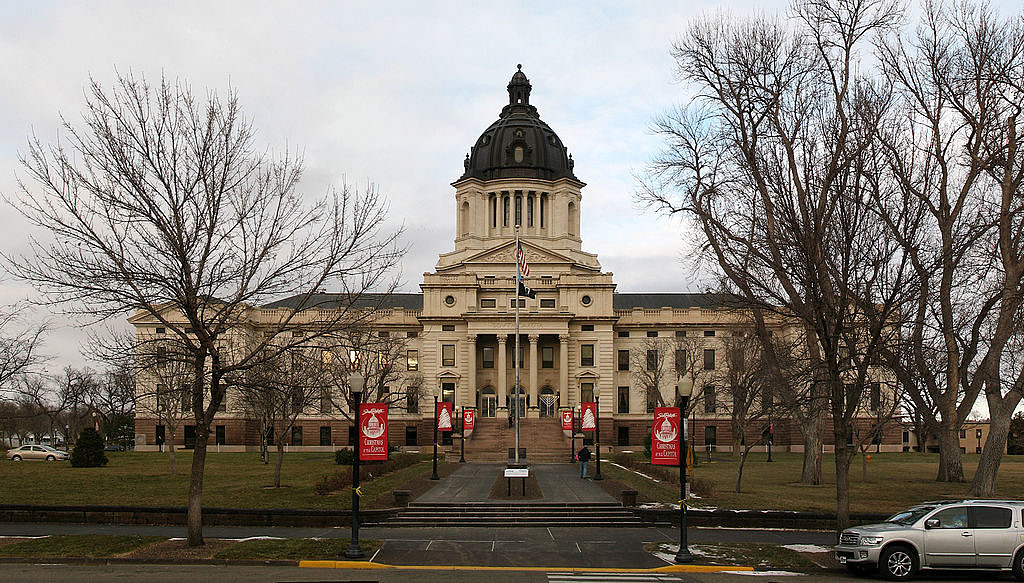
[783,544,832,553]
[229,536,286,542]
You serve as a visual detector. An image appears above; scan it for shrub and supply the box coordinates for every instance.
[691,477,714,498]
[70,427,108,467]
[335,448,355,465]
[643,430,652,458]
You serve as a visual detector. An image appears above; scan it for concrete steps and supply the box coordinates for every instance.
[372,501,643,528]
[465,417,571,463]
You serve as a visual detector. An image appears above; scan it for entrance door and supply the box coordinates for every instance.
[480,389,496,417]
[539,388,555,417]
[510,386,527,419]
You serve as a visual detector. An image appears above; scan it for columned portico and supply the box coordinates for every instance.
[559,334,569,406]
[528,334,539,413]
[497,335,508,408]
[466,334,477,407]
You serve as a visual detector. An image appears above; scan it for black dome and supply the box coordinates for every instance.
[458,65,578,182]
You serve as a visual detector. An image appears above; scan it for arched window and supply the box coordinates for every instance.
[568,201,577,236]
[460,201,470,236]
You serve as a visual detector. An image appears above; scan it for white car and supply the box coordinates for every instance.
[6,444,70,461]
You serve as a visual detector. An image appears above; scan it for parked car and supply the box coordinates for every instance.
[6,444,70,462]
[835,499,1024,580]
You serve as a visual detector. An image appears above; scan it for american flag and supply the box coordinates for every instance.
[516,243,530,277]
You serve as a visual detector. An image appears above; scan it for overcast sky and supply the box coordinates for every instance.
[0,0,1018,375]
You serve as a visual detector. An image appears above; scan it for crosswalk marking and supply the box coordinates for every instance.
[546,573,682,583]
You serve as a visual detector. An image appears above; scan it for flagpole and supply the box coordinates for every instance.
[514,224,521,466]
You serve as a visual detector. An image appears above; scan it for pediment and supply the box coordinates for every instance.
[463,240,575,267]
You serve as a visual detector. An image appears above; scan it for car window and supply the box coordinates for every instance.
[931,507,969,529]
[973,506,1011,529]
[31,446,43,452]
[887,506,936,526]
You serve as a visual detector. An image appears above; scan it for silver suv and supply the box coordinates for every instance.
[835,499,1024,580]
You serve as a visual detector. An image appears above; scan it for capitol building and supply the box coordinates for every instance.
[133,66,903,455]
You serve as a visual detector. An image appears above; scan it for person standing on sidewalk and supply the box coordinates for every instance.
[577,445,591,478]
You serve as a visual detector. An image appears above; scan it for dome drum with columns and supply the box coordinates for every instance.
[129,66,905,457]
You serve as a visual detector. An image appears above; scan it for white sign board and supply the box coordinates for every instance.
[504,468,529,478]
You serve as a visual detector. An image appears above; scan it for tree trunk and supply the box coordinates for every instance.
[735,447,752,493]
[731,423,742,457]
[800,415,823,485]
[168,428,177,475]
[861,451,867,481]
[274,440,286,488]
[968,410,1013,497]
[186,425,209,546]
[935,422,965,482]
[834,440,852,532]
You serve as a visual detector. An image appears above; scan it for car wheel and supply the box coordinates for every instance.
[879,544,918,581]
[45,455,55,461]
[11,455,21,462]
[1012,548,1024,581]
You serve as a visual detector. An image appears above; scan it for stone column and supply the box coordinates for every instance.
[466,334,477,409]
[528,334,539,415]
[558,334,570,407]
[497,335,508,409]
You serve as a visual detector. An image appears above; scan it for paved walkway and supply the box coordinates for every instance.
[416,462,616,504]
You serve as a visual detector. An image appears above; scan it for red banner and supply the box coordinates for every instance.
[651,407,681,466]
[561,409,573,431]
[359,403,388,461]
[581,402,597,431]
[436,401,453,432]
[463,408,475,431]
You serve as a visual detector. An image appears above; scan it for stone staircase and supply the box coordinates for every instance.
[373,501,643,527]
[464,417,572,463]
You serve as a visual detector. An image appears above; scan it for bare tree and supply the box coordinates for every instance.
[15,367,93,447]
[876,1,1024,493]
[5,72,403,545]
[135,339,194,475]
[630,337,674,413]
[640,0,914,530]
[0,307,45,392]
[852,379,904,480]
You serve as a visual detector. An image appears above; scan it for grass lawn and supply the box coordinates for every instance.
[0,535,164,558]
[0,450,439,510]
[608,451,1024,515]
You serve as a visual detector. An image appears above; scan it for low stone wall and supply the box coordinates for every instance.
[632,507,890,531]
[0,504,397,527]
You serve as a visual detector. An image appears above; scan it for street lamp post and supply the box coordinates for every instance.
[570,407,577,463]
[675,382,693,564]
[345,371,365,559]
[431,395,439,480]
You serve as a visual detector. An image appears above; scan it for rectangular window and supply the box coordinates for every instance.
[581,324,594,332]
[510,299,526,308]
[482,346,495,368]
[647,393,657,413]
[675,349,687,372]
[291,387,303,414]
[647,349,658,371]
[581,382,594,402]
[407,331,418,338]
[218,396,227,413]
[291,426,303,446]
[405,425,418,446]
[156,346,167,368]
[155,384,166,412]
[527,195,534,227]
[617,386,630,414]
[442,324,455,331]
[155,327,165,334]
[974,506,1012,529]
[441,382,455,404]
[618,330,629,338]
[292,330,304,337]
[155,425,166,445]
[407,350,418,371]
[503,195,509,226]
[675,330,686,337]
[481,298,497,308]
[646,331,658,338]
[320,426,332,446]
[870,382,880,411]
[320,388,332,414]
[617,350,630,371]
[540,194,547,228]
[704,330,716,337]
[515,194,522,226]
[406,390,419,413]
[542,346,554,368]
[442,344,456,367]
[704,425,717,447]
[378,330,389,338]
[960,429,967,439]
[215,425,225,446]
[704,384,717,413]
[540,298,555,308]
[580,344,594,367]
[703,349,716,370]
[508,346,524,368]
